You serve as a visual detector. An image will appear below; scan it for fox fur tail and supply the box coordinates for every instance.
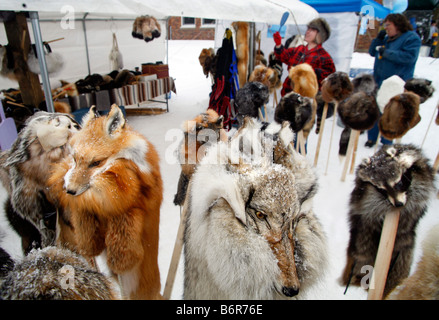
[386,224,439,300]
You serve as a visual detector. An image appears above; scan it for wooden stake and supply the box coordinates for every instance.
[367,209,401,300]
[433,149,439,173]
[324,102,338,175]
[314,102,328,167]
[421,100,438,148]
[349,129,360,175]
[298,130,306,156]
[341,129,359,182]
[374,132,381,153]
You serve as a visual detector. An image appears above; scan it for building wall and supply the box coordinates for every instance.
[167,17,215,40]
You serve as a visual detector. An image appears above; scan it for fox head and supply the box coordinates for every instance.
[357,144,422,208]
[63,104,149,197]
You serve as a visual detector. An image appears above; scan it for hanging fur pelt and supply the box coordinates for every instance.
[340,144,435,298]
[184,117,327,299]
[27,43,64,75]
[231,21,249,89]
[132,15,161,42]
[198,48,216,78]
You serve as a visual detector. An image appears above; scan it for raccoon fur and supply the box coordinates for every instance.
[340,144,435,298]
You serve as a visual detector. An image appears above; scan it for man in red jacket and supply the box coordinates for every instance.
[273,17,336,96]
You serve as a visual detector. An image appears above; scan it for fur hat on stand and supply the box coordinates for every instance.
[338,91,380,131]
[307,18,331,44]
[274,92,313,133]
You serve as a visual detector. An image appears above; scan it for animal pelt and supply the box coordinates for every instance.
[47,105,163,300]
[232,21,249,89]
[0,45,17,81]
[404,78,435,103]
[174,109,227,206]
[198,48,217,78]
[132,15,161,42]
[0,246,117,300]
[254,49,267,66]
[352,73,377,96]
[234,81,269,126]
[54,101,71,114]
[249,65,279,93]
[274,92,313,133]
[27,43,64,75]
[337,91,380,131]
[339,127,351,156]
[0,112,80,252]
[0,230,14,278]
[285,34,307,48]
[387,224,439,300]
[379,92,421,140]
[340,144,435,298]
[268,52,283,84]
[376,75,405,113]
[184,117,327,299]
[321,71,353,103]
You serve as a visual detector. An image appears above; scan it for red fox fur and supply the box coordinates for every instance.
[232,21,249,89]
[48,105,163,300]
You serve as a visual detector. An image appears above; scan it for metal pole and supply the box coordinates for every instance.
[29,11,54,113]
[248,22,255,78]
[82,13,91,75]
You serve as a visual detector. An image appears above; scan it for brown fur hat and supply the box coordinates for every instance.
[321,72,353,103]
[274,92,313,132]
[338,92,380,131]
[307,18,331,44]
[199,48,216,78]
[249,65,279,93]
[379,92,421,140]
[288,63,318,98]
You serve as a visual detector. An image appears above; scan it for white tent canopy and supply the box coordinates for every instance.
[0,0,318,24]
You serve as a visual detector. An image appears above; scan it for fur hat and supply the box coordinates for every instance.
[377,75,405,113]
[352,73,377,96]
[274,92,313,132]
[235,82,269,126]
[379,92,421,140]
[307,18,331,44]
[338,92,380,131]
[404,78,435,103]
[288,63,318,98]
[321,72,353,103]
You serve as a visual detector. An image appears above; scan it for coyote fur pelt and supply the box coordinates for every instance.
[184,117,327,299]
[232,21,249,89]
[48,105,163,300]
[0,112,80,253]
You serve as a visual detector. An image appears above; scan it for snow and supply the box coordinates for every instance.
[1,40,439,300]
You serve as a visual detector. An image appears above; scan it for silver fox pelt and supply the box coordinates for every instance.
[183,117,327,299]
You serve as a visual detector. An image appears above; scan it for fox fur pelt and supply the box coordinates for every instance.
[184,117,327,299]
[0,246,117,300]
[0,112,80,252]
[132,15,161,42]
[198,48,216,79]
[387,224,439,300]
[340,144,435,298]
[48,105,163,300]
[232,21,249,89]
[379,92,421,140]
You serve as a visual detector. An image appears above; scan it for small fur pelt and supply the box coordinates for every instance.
[198,48,216,78]
[132,15,161,42]
[338,91,380,131]
[232,21,249,89]
[404,78,435,103]
[379,92,421,140]
[234,81,269,126]
[340,144,435,298]
[249,65,279,93]
[0,246,117,300]
[268,52,283,83]
[27,43,64,75]
[321,71,353,103]
[275,92,313,133]
[386,224,439,300]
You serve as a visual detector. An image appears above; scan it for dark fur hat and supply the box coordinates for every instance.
[352,73,377,96]
[404,78,435,103]
[338,91,380,131]
[274,92,313,132]
[321,71,353,103]
[307,17,331,44]
[379,92,421,140]
[234,82,269,126]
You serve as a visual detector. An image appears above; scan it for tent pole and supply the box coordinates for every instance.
[82,13,91,75]
[29,11,54,113]
[248,22,255,79]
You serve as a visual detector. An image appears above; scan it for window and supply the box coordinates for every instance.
[202,18,215,27]
[182,17,195,28]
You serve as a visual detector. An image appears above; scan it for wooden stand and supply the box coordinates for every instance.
[341,129,360,182]
[367,209,401,300]
[313,102,328,167]
[324,102,338,175]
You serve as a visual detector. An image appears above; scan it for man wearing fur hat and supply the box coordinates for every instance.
[273,17,336,97]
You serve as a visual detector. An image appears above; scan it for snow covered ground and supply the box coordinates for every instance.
[1,40,439,300]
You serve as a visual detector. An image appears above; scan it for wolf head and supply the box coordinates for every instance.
[357,144,430,208]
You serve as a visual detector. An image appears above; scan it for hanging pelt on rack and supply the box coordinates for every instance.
[231,21,249,89]
[131,15,161,42]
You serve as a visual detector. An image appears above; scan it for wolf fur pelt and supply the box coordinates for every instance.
[0,112,80,253]
[234,81,270,126]
[174,109,227,206]
[198,48,217,78]
[47,105,163,300]
[340,144,435,298]
[132,15,161,42]
[274,92,313,133]
[404,78,435,103]
[379,92,421,140]
[386,224,439,300]
[232,21,249,89]
[288,63,319,139]
[0,246,117,300]
[184,117,327,299]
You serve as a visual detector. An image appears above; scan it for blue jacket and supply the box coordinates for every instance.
[369,30,421,87]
